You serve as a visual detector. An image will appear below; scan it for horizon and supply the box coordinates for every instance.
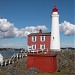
[0,0,74,48]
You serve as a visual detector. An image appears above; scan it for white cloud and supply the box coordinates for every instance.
[0,19,14,32]
[60,21,75,35]
[0,18,47,38]
[0,18,75,38]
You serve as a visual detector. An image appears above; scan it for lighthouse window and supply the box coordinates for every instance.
[32,36,36,42]
[40,36,45,42]
[53,37,54,39]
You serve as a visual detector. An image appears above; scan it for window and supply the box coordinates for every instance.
[40,36,45,42]
[32,45,36,50]
[40,44,45,50]
[53,37,54,40]
[32,36,36,42]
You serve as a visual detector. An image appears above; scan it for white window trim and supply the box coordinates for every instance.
[32,36,36,42]
[40,36,45,42]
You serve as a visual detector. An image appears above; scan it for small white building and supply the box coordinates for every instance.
[0,53,3,64]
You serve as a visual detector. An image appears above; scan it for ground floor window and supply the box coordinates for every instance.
[40,44,45,50]
[32,45,36,50]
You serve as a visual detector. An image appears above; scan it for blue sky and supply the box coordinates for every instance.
[0,0,74,48]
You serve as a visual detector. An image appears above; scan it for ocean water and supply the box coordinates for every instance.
[0,50,20,59]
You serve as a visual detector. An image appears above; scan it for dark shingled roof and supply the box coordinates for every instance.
[28,32,51,36]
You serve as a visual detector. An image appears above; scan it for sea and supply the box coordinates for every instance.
[0,50,20,59]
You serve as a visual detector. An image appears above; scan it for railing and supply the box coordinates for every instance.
[0,51,27,66]
[0,49,50,66]
[28,48,49,54]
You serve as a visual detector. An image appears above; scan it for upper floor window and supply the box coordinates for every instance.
[40,36,45,42]
[32,36,36,42]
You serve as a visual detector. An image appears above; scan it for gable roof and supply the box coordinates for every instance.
[28,32,51,36]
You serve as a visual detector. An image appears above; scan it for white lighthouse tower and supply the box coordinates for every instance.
[50,6,60,51]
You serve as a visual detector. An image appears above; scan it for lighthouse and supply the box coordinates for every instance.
[50,6,60,51]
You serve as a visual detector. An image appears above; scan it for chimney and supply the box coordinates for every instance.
[39,29,42,33]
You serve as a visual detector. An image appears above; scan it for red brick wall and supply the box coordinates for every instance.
[27,54,57,72]
[28,35,51,50]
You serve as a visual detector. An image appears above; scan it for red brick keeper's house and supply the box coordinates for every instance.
[28,29,51,52]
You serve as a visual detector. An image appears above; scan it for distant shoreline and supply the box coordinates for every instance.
[0,48,25,51]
